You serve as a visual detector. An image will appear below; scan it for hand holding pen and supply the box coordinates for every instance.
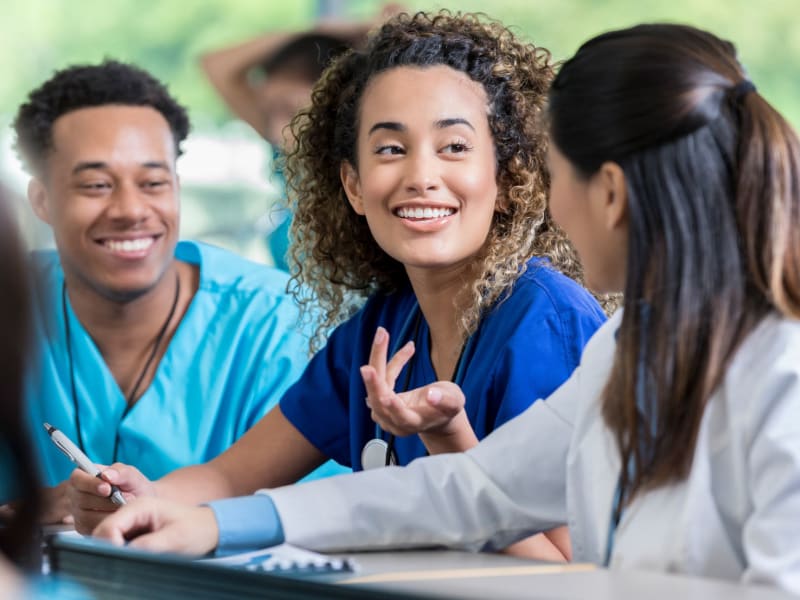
[44,423,126,506]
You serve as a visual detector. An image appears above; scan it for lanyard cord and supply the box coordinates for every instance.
[62,271,181,462]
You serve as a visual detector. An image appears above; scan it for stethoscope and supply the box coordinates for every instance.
[360,303,472,470]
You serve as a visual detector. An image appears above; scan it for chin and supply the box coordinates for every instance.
[98,279,161,304]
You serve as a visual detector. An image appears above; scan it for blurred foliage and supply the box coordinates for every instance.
[1,0,797,128]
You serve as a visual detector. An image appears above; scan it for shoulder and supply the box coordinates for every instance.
[485,258,605,344]
[514,258,605,319]
[177,240,291,297]
[722,315,800,440]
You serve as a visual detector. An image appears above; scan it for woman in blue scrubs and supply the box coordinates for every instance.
[71,11,607,561]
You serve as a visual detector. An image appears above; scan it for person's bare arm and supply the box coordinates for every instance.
[69,406,326,533]
[200,30,297,139]
[156,405,326,502]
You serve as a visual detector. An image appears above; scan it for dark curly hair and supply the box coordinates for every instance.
[13,59,190,177]
[287,10,601,350]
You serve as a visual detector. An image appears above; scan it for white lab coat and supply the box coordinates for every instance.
[266,310,800,593]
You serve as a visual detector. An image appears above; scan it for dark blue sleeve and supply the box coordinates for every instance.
[279,316,360,467]
[489,281,605,429]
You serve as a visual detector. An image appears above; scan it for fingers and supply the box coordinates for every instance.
[94,500,219,556]
[68,466,137,535]
[360,366,388,406]
[129,506,219,555]
[367,326,415,389]
[367,327,390,383]
[422,383,465,417]
[387,382,467,436]
[70,467,109,497]
[385,341,414,388]
[93,498,159,546]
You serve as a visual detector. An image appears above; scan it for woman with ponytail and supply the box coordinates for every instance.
[96,23,800,593]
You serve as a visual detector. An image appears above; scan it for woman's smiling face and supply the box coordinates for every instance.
[341,65,499,274]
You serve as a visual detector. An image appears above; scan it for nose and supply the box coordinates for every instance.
[106,181,149,223]
[404,150,440,196]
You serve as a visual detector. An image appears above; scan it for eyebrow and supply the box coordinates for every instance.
[367,117,475,137]
[71,160,172,175]
[367,122,405,136]
[435,118,475,131]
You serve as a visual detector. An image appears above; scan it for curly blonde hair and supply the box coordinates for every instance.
[287,10,596,351]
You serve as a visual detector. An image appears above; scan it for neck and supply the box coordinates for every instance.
[406,264,473,381]
[65,264,182,355]
[64,260,197,401]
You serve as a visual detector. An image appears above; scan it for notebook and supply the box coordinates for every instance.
[46,533,401,600]
[202,542,357,575]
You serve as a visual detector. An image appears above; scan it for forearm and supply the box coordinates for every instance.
[155,406,325,505]
[200,31,297,138]
[200,31,296,86]
[153,463,236,505]
[269,395,573,553]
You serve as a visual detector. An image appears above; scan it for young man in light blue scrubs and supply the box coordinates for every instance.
[3,60,345,522]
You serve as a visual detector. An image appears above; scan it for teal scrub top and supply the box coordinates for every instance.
[18,240,347,493]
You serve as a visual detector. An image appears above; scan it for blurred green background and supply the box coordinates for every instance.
[2,0,798,263]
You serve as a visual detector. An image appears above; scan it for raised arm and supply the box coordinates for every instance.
[199,30,298,139]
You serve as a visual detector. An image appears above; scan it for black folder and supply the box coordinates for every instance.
[47,534,434,600]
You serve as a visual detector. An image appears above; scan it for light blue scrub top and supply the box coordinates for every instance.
[17,240,347,494]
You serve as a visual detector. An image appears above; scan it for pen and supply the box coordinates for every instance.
[43,422,126,506]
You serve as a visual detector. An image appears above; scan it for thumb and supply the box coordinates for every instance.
[423,382,465,415]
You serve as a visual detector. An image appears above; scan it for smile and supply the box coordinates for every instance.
[394,206,456,220]
[97,235,160,258]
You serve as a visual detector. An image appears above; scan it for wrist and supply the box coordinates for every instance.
[420,411,478,454]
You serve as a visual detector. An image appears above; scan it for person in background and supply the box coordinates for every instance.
[1,60,341,524]
[72,11,609,562]
[97,22,800,594]
[200,5,401,270]
[0,184,85,599]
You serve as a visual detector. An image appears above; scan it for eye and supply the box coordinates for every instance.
[142,180,169,190]
[78,181,111,192]
[375,144,405,156]
[441,140,473,154]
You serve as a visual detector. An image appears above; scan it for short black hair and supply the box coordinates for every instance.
[261,33,355,82]
[13,59,190,177]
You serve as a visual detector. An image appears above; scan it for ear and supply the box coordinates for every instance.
[340,161,365,215]
[27,178,52,225]
[592,161,628,230]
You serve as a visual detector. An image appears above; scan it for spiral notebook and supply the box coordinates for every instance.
[202,542,357,575]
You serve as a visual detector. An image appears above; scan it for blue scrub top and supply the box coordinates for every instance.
[280,258,606,469]
[19,240,342,492]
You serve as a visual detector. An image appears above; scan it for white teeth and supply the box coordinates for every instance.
[396,207,455,219]
[105,238,154,253]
